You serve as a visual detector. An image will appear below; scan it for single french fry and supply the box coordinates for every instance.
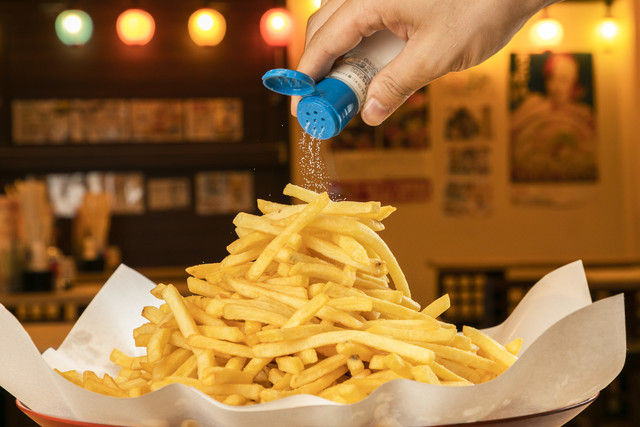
[256,324,338,343]
[147,327,172,363]
[253,330,435,365]
[151,348,193,381]
[141,306,165,325]
[296,348,318,365]
[505,337,524,356]
[186,334,255,358]
[223,303,289,327]
[199,324,245,343]
[282,293,329,328]
[423,343,505,376]
[436,357,488,384]
[331,234,370,265]
[187,277,229,298]
[232,212,283,235]
[422,294,451,318]
[221,246,264,268]
[290,354,348,388]
[276,356,305,374]
[226,231,272,254]
[411,365,440,385]
[162,284,199,339]
[243,357,272,378]
[319,382,369,404]
[335,341,376,362]
[288,261,355,286]
[346,355,365,376]
[462,326,517,368]
[383,353,413,378]
[327,296,373,312]
[263,274,310,288]
[366,324,457,344]
[186,263,220,279]
[430,361,473,384]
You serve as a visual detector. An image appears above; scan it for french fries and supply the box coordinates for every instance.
[56,184,521,405]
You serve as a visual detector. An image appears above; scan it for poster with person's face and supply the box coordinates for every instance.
[509,52,597,183]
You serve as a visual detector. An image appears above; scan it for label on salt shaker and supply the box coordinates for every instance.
[328,57,379,107]
[326,31,405,110]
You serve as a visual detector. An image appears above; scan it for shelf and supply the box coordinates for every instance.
[0,141,288,173]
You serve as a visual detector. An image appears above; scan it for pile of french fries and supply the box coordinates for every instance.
[57,184,522,405]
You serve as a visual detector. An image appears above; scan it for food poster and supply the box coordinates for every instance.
[437,71,497,217]
[47,172,145,217]
[183,98,244,142]
[327,89,432,204]
[69,99,131,143]
[12,99,71,144]
[147,178,191,211]
[194,171,254,215]
[131,99,183,142]
[509,52,598,184]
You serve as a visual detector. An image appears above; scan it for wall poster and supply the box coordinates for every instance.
[437,71,497,217]
[194,171,254,215]
[47,172,145,217]
[510,52,597,184]
[147,178,191,211]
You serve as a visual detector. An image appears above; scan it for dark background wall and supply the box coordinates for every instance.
[0,0,291,267]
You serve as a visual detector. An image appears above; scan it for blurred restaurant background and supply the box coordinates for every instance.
[0,0,638,425]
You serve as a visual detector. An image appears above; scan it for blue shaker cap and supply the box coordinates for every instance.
[262,69,316,96]
[297,77,358,140]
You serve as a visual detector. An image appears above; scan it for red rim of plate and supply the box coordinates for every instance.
[16,399,119,426]
[16,393,598,427]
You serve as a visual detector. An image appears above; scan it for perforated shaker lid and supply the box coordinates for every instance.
[262,69,316,96]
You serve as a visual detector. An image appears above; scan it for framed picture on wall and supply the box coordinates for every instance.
[194,171,253,215]
[509,52,597,184]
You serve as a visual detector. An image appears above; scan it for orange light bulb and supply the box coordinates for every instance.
[117,9,155,46]
[530,18,563,46]
[188,8,226,46]
[260,8,293,47]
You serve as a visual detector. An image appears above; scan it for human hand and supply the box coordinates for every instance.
[293,0,560,126]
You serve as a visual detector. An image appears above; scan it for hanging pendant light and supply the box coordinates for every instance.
[188,8,226,46]
[117,8,155,46]
[260,8,293,47]
[55,9,93,46]
[529,8,563,47]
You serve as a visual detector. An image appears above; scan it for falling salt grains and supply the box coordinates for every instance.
[298,125,330,194]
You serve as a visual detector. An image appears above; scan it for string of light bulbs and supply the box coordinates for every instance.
[55,1,620,49]
[530,1,620,47]
[54,5,297,47]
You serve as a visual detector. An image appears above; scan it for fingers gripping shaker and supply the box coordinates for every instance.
[262,30,405,140]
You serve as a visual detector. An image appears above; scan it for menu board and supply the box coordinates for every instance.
[184,98,243,142]
[11,98,244,144]
[131,99,184,142]
[69,99,131,143]
[12,100,71,144]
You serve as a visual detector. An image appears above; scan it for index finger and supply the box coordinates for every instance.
[292,0,386,115]
[296,0,385,83]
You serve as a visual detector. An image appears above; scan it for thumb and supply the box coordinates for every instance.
[361,42,437,126]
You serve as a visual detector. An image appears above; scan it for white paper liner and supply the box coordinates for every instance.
[0,260,627,426]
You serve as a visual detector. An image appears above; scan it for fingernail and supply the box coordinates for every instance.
[362,97,391,126]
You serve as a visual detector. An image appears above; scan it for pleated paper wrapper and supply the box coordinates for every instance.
[0,260,627,426]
